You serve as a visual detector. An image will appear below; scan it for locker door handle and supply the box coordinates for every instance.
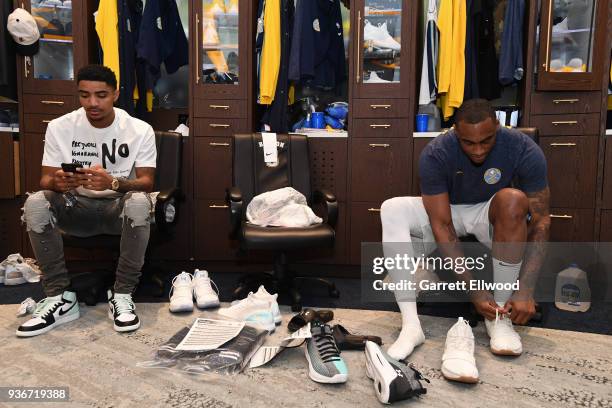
[549,143,577,147]
[370,104,391,110]
[552,99,579,104]
[552,121,578,126]
[209,123,230,128]
[209,205,229,209]
[367,208,381,213]
[550,214,573,219]
[209,142,230,147]
[369,124,391,129]
[42,120,51,124]
[369,143,390,148]
[41,100,65,106]
[209,105,230,110]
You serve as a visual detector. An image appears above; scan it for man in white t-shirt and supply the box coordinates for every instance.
[18,65,157,337]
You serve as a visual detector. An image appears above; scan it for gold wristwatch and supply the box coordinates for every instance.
[111,177,120,191]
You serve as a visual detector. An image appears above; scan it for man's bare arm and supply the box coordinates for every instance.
[79,166,155,192]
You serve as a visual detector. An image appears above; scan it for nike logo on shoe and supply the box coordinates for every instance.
[58,300,76,316]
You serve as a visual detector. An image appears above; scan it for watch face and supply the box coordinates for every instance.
[112,178,119,190]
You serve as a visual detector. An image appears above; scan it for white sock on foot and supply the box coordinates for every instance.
[492,257,522,307]
[387,301,425,360]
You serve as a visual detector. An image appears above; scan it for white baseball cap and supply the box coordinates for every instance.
[7,8,40,56]
[554,264,591,312]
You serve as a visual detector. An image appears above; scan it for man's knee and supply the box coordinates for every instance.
[492,188,529,222]
[121,192,152,227]
[381,196,421,222]
[22,191,55,233]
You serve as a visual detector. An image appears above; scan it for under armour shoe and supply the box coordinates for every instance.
[484,310,522,356]
[16,291,80,337]
[365,341,428,404]
[193,269,220,309]
[251,285,281,324]
[441,317,479,383]
[218,294,275,332]
[169,271,194,312]
[108,290,140,332]
[304,323,348,384]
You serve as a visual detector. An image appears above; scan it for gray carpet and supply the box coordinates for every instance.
[1,303,611,408]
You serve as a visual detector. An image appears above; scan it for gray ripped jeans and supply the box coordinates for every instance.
[22,190,154,296]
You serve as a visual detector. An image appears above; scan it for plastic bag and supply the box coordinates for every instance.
[137,324,268,376]
[246,187,322,227]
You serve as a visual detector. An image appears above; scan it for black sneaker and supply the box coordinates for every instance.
[16,291,80,337]
[107,290,140,332]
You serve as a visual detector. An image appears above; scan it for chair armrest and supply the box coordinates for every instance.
[226,187,243,238]
[155,188,182,232]
[314,189,338,228]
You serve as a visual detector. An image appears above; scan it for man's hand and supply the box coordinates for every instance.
[80,164,113,191]
[471,290,504,320]
[53,169,81,193]
[505,290,536,325]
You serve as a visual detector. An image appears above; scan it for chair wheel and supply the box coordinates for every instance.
[329,288,340,298]
[291,303,302,312]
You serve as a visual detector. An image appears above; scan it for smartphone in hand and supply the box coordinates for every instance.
[61,163,80,174]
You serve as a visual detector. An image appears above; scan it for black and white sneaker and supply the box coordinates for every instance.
[365,341,429,404]
[107,290,140,332]
[16,291,80,337]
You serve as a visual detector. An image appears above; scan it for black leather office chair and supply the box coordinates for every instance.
[63,130,184,305]
[227,133,340,311]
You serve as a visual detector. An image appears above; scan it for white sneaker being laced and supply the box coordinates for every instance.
[193,269,220,309]
[484,310,522,356]
[441,317,479,383]
[169,272,194,313]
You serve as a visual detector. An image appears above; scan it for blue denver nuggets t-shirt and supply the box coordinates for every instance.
[419,128,548,204]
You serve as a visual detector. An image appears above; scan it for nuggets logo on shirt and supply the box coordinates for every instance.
[484,168,502,184]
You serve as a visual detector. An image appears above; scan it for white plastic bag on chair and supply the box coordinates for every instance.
[246,187,322,227]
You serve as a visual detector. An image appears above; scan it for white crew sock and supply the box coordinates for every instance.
[492,257,522,307]
[387,299,425,360]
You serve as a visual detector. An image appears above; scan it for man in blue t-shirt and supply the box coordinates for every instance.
[380,99,550,381]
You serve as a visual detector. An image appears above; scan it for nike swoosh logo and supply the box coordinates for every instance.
[499,262,516,267]
[58,300,76,316]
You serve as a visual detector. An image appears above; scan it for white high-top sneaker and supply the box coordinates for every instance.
[108,290,140,332]
[193,269,220,309]
[441,317,479,383]
[251,285,281,325]
[169,272,194,313]
[484,311,523,356]
[16,291,80,337]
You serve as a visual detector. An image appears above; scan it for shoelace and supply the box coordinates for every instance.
[447,320,474,352]
[32,297,63,319]
[112,296,135,315]
[312,329,342,363]
[494,310,517,336]
[169,273,193,301]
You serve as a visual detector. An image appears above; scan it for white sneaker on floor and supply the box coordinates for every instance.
[16,291,80,337]
[193,269,220,309]
[485,311,522,356]
[219,294,275,332]
[1,253,26,285]
[169,271,194,313]
[441,317,479,383]
[363,20,401,51]
[108,290,140,332]
[251,285,281,324]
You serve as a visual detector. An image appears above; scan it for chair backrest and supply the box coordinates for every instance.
[233,133,312,206]
[516,127,539,144]
[153,131,183,191]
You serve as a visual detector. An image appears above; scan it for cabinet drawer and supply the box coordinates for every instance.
[353,119,410,138]
[353,99,410,119]
[531,92,601,115]
[22,94,77,115]
[194,99,248,118]
[531,113,600,136]
[549,208,594,242]
[194,200,238,260]
[540,136,597,208]
[349,202,384,264]
[350,138,411,202]
[23,113,61,134]
[194,137,233,199]
[193,118,249,137]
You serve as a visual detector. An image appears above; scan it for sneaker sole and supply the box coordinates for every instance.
[169,303,194,313]
[304,345,348,384]
[491,347,522,356]
[107,311,141,332]
[16,311,80,337]
[441,366,479,384]
[365,341,399,404]
[195,299,220,309]
[4,276,27,285]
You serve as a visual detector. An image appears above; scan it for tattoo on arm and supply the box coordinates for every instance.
[117,168,155,193]
[520,188,551,293]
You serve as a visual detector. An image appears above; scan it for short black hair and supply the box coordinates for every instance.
[455,99,497,125]
[77,65,117,89]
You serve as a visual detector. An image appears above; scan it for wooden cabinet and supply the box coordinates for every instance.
[548,208,595,242]
[540,136,598,208]
[349,202,384,264]
[194,200,238,260]
[602,137,612,209]
[536,0,609,91]
[23,133,45,193]
[194,137,233,200]
[0,134,16,199]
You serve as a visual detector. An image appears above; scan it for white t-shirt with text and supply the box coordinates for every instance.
[42,107,157,197]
